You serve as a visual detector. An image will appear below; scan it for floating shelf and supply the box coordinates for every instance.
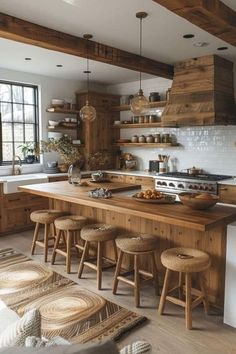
[111,100,167,112]
[46,108,79,114]
[113,143,179,148]
[112,122,162,129]
[47,126,78,131]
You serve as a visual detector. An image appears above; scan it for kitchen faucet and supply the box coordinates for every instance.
[12,155,22,175]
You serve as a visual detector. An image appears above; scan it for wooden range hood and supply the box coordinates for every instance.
[162,55,236,126]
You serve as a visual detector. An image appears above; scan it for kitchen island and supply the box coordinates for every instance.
[19,180,236,308]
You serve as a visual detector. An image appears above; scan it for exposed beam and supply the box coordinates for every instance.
[152,0,236,47]
[0,12,173,79]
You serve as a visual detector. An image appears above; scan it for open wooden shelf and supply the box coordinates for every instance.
[113,143,179,148]
[47,125,78,131]
[112,122,162,129]
[46,107,79,114]
[111,100,167,112]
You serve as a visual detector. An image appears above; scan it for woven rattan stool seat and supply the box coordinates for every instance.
[161,247,211,273]
[55,215,87,231]
[116,233,158,253]
[30,210,69,224]
[81,224,117,242]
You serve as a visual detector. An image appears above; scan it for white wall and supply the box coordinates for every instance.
[0,68,106,175]
[108,77,236,176]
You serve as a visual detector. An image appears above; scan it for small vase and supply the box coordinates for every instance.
[68,164,81,185]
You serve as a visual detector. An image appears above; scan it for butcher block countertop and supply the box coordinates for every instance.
[19,181,236,232]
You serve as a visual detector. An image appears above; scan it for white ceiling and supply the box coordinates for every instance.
[0,0,235,84]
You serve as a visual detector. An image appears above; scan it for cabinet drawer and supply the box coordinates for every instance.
[48,176,68,182]
[218,185,236,204]
[106,174,125,183]
[27,194,48,206]
[125,176,136,184]
[3,193,28,209]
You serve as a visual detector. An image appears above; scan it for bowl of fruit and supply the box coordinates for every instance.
[133,189,176,204]
[179,192,219,210]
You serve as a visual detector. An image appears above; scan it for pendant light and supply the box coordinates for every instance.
[130,12,149,115]
[80,34,96,122]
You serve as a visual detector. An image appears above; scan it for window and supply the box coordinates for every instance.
[0,81,39,164]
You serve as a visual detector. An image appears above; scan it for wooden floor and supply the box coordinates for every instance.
[0,230,236,354]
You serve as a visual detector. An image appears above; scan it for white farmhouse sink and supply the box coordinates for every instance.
[1,174,49,194]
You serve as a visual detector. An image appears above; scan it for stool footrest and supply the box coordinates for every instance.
[166,295,186,308]
[117,275,135,287]
[55,249,67,257]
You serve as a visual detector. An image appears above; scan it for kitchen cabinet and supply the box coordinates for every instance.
[76,91,120,170]
[106,173,154,189]
[0,175,68,236]
[218,184,236,205]
[0,191,48,235]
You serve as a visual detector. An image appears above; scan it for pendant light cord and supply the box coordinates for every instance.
[86,37,90,101]
[139,16,142,91]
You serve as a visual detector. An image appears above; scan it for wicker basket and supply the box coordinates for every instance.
[179,192,219,210]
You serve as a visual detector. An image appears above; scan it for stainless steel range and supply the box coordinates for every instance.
[155,172,231,195]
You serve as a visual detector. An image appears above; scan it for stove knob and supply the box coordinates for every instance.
[178,184,184,189]
[169,182,175,187]
[162,182,167,186]
[204,186,209,191]
[199,186,203,190]
[192,185,198,189]
[156,181,162,185]
[189,185,193,189]
[208,186,214,192]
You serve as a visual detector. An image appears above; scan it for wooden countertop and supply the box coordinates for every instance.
[19,181,236,231]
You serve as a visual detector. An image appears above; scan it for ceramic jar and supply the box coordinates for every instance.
[138,135,146,143]
[131,135,139,143]
[146,134,154,143]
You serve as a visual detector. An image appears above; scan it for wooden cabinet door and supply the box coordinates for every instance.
[218,184,236,204]
[2,207,27,232]
[135,177,154,189]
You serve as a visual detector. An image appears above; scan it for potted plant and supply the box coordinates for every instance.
[18,142,37,164]
[41,135,84,172]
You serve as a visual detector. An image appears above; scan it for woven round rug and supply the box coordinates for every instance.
[0,261,53,295]
[22,284,106,338]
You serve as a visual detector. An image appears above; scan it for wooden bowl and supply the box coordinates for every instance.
[179,192,219,210]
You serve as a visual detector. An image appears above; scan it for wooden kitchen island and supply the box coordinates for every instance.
[20,181,236,308]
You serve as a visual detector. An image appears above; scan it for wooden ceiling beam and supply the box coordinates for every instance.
[0,12,174,79]
[152,0,236,47]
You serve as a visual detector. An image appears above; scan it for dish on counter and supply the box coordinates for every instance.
[179,192,219,210]
[48,120,60,127]
[132,189,176,204]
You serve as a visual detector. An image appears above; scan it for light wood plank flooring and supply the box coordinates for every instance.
[0,230,236,354]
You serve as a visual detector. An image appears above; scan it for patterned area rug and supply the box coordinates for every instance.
[0,248,146,343]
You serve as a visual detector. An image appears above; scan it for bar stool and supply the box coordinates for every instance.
[78,223,118,290]
[113,233,159,307]
[158,247,211,329]
[51,215,87,273]
[30,209,69,262]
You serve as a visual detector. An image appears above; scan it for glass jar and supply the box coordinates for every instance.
[154,133,161,143]
[68,164,81,185]
[149,92,160,102]
[162,133,170,143]
[146,134,154,143]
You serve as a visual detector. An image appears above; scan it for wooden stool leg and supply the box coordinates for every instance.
[112,240,118,262]
[66,230,72,274]
[185,272,192,330]
[78,241,90,278]
[44,223,50,263]
[178,272,184,299]
[74,231,80,257]
[51,230,62,264]
[199,273,209,315]
[112,250,124,294]
[158,268,171,315]
[151,252,159,296]
[134,254,140,307]
[97,242,103,290]
[31,222,40,255]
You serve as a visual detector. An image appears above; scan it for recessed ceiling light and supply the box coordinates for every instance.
[217,46,228,51]
[56,64,63,67]
[183,34,195,39]
[193,42,209,47]
[25,57,32,60]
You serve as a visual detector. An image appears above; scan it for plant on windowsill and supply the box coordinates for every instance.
[18,142,38,164]
[40,135,84,172]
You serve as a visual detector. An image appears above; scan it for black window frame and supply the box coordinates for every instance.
[0,80,39,165]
